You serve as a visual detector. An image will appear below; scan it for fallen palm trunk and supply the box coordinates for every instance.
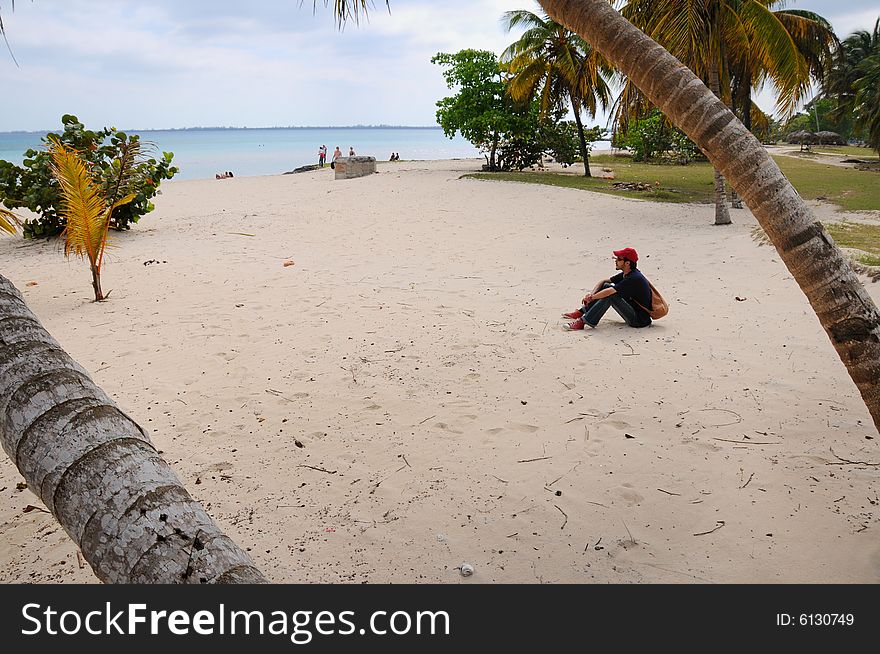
[0,275,265,583]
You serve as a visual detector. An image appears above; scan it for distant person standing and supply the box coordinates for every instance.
[318,145,326,167]
[349,146,356,156]
[331,146,342,169]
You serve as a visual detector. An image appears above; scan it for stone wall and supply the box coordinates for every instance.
[334,156,377,180]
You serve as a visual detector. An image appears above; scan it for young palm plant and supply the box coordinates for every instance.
[47,138,136,301]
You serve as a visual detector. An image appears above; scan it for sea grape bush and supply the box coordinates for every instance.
[0,114,178,238]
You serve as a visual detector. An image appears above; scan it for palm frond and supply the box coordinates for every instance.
[0,207,20,235]
[48,138,111,267]
[318,0,389,27]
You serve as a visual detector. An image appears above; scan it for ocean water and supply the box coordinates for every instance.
[0,127,482,181]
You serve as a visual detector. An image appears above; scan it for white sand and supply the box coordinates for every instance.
[1,158,878,583]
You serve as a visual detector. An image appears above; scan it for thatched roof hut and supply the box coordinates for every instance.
[787,130,817,151]
[815,130,846,145]
[787,130,816,144]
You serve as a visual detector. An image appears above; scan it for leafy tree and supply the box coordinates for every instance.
[0,115,178,239]
[620,109,700,163]
[501,9,612,177]
[541,120,603,167]
[432,49,529,170]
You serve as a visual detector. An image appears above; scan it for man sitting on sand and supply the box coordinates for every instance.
[563,247,653,330]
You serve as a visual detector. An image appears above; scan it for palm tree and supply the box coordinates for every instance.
[727,5,837,207]
[620,0,821,225]
[824,19,880,152]
[530,0,880,431]
[502,9,612,177]
[0,274,266,582]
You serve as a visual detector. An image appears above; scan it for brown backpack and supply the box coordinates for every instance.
[635,282,668,320]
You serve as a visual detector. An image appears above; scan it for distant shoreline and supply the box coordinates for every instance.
[0,125,444,136]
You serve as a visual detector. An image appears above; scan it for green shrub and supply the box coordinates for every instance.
[0,114,178,238]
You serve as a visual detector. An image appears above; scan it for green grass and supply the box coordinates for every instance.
[466,154,719,204]
[465,152,880,212]
[825,222,880,260]
[771,156,880,212]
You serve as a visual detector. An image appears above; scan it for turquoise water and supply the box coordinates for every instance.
[0,127,481,181]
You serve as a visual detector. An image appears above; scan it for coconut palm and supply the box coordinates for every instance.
[852,51,880,152]
[529,0,880,431]
[620,0,825,224]
[824,18,880,137]
[0,275,266,582]
[501,9,612,177]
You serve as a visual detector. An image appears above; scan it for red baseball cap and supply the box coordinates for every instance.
[613,247,638,263]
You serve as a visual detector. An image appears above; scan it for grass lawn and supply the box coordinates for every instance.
[466,153,880,212]
[465,151,880,265]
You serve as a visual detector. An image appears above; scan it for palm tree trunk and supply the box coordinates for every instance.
[538,0,880,432]
[0,275,266,583]
[90,263,104,302]
[707,61,732,224]
[572,101,592,177]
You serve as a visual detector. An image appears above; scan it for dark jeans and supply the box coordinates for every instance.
[580,283,651,328]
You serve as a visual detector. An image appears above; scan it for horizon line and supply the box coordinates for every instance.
[1,124,443,135]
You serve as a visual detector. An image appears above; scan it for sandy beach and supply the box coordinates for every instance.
[1,158,878,583]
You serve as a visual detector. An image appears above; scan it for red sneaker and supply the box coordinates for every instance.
[563,318,585,331]
[562,310,583,319]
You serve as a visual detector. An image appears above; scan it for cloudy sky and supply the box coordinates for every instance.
[1,0,877,132]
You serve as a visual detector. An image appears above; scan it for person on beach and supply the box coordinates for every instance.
[318,145,326,167]
[349,146,356,156]
[562,247,653,330]
[331,146,342,169]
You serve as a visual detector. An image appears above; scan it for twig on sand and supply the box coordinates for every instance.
[657,488,680,496]
[266,388,294,402]
[76,551,85,569]
[713,437,781,445]
[418,414,436,425]
[693,520,725,536]
[828,447,880,467]
[555,505,568,530]
[492,475,509,484]
[297,464,337,475]
[739,473,755,489]
[401,454,411,468]
[518,456,551,463]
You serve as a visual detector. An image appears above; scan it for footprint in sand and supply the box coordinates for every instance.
[511,423,540,433]
[611,486,645,506]
[433,422,464,434]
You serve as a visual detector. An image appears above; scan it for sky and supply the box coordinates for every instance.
[1,0,878,132]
